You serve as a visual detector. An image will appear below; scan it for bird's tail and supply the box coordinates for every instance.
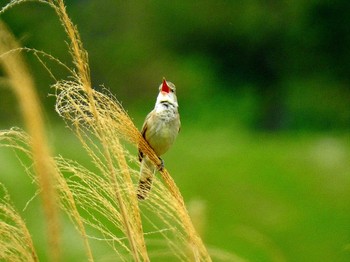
[137,157,156,200]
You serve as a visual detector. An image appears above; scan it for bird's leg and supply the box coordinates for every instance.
[157,157,164,171]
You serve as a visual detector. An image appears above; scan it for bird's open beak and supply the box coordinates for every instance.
[161,78,170,94]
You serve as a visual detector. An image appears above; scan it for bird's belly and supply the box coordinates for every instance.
[147,122,177,156]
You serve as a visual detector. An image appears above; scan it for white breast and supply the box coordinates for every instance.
[145,105,180,156]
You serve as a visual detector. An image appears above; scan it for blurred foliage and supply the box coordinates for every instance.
[1,1,350,261]
[1,0,350,130]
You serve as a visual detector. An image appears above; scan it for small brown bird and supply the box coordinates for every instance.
[137,78,181,200]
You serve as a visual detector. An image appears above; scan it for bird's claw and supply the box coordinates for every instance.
[157,157,164,171]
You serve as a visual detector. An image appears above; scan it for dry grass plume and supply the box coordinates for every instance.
[0,184,38,262]
[0,0,213,261]
[0,20,61,261]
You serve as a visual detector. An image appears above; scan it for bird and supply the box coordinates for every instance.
[137,78,181,200]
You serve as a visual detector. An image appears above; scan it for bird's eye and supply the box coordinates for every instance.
[170,89,174,93]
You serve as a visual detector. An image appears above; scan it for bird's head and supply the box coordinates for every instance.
[156,78,178,107]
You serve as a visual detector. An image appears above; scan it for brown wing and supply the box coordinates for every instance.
[138,112,151,162]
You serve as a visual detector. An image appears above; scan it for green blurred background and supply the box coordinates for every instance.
[1,0,350,261]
